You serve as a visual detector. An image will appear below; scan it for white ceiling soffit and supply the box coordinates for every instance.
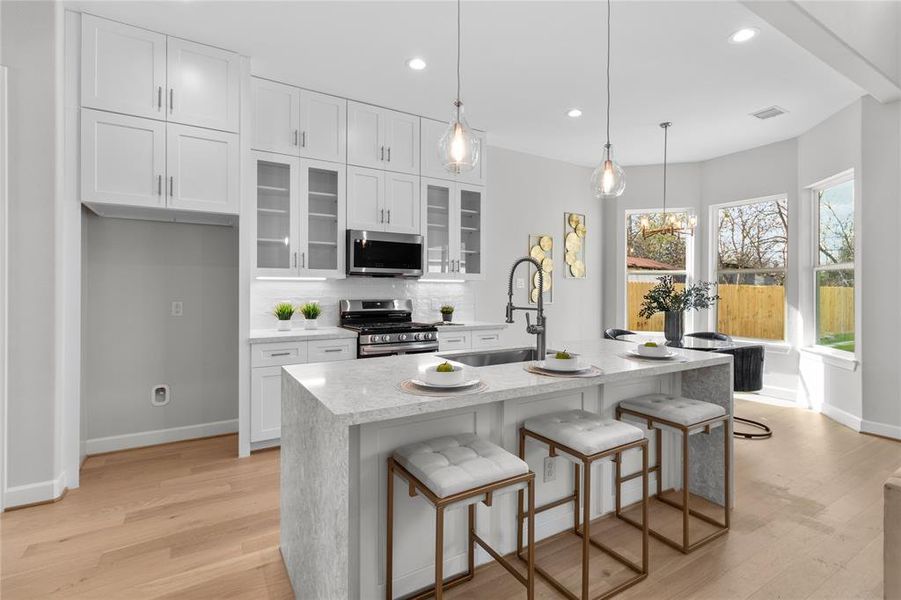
[67,0,864,166]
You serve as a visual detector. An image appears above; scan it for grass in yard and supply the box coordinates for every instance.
[818,332,855,353]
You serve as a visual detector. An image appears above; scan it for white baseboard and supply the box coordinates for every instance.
[85,419,238,455]
[761,384,798,403]
[5,470,67,508]
[820,403,862,432]
[861,419,901,441]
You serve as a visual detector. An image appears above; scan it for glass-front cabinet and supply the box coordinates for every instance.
[420,178,485,280]
[253,151,345,278]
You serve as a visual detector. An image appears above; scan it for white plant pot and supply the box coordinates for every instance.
[304,319,318,330]
[277,320,292,331]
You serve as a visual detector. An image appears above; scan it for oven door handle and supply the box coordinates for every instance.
[358,341,439,356]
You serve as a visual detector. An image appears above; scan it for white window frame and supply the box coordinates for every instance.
[811,170,855,356]
[623,207,695,332]
[708,194,788,342]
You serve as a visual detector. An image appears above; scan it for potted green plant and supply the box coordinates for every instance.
[440,304,455,323]
[638,275,719,343]
[273,302,296,331]
[300,302,322,330]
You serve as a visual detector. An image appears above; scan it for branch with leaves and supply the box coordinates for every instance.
[637,275,719,319]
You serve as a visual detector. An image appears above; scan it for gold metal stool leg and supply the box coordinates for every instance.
[434,506,444,600]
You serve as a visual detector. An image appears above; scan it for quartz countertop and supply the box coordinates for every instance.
[249,327,357,344]
[431,321,508,332]
[283,338,732,426]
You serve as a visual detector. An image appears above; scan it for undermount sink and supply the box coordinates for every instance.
[438,346,549,367]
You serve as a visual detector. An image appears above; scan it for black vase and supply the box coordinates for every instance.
[442,313,453,322]
[664,311,684,343]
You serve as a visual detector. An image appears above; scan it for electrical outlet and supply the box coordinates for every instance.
[516,277,525,290]
[543,456,556,483]
[171,301,183,317]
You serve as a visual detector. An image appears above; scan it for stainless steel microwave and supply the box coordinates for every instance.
[346,230,423,278]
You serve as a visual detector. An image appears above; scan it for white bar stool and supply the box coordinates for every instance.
[386,433,536,600]
[518,410,649,600]
[616,394,730,553]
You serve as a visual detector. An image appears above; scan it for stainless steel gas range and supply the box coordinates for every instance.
[338,299,438,358]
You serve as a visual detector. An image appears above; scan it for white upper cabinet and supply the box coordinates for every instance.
[420,116,486,185]
[166,124,239,214]
[252,78,300,156]
[348,101,420,175]
[167,37,240,133]
[81,15,167,120]
[346,166,385,231]
[300,91,347,163]
[82,15,239,133]
[384,172,420,234]
[300,160,346,277]
[347,101,385,170]
[81,109,166,208]
[419,177,485,280]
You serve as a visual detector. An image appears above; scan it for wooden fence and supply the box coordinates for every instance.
[627,282,854,340]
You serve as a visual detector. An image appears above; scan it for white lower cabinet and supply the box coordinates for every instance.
[250,339,355,444]
[437,328,503,351]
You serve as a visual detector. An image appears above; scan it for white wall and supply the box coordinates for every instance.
[81,214,239,451]
[250,146,600,349]
[0,1,65,505]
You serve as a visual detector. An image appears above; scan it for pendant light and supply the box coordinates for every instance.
[439,0,480,174]
[639,122,697,238]
[590,0,626,198]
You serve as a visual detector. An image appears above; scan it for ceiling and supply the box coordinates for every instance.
[68,0,864,166]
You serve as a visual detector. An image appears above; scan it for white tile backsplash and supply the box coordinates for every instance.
[251,278,475,330]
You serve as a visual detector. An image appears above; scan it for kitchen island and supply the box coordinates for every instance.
[280,339,733,599]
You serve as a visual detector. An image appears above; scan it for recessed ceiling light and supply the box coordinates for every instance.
[567,108,583,118]
[406,57,427,71]
[729,27,759,44]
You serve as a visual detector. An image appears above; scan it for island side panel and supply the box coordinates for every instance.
[281,371,351,599]
[680,361,734,506]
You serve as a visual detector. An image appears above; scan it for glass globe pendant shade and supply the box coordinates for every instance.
[590,144,626,198]
[439,101,480,174]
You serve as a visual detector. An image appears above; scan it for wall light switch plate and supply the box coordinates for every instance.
[543,456,556,483]
[171,301,183,317]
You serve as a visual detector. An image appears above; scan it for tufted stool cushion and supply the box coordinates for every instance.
[393,433,529,499]
[523,410,644,456]
[619,394,726,427]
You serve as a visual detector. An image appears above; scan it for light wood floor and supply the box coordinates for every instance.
[2,399,899,599]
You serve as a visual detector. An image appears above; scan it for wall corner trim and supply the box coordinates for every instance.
[820,402,863,432]
[4,470,67,509]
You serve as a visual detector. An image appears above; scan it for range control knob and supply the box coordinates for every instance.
[370,335,381,343]
[399,334,408,341]
[424,332,433,340]
[414,333,423,341]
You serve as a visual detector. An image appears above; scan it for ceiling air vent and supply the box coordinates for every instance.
[751,106,788,120]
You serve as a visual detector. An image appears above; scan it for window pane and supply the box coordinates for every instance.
[627,273,686,332]
[818,180,854,265]
[627,212,687,270]
[816,269,854,352]
[716,272,785,340]
[717,199,787,270]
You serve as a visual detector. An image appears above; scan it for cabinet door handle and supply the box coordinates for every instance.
[447,338,463,343]
[387,147,391,162]
[270,351,291,357]
[157,174,162,196]
[380,209,385,223]
[387,209,391,224]
[302,131,306,147]
[301,252,305,268]
[294,130,298,146]
[293,252,297,268]
[323,348,342,353]
[380,146,384,161]
[157,86,162,110]
[169,176,174,197]
[169,88,174,112]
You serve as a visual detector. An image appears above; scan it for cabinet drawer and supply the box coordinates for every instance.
[472,330,502,349]
[438,331,471,351]
[252,341,308,367]
[308,339,355,363]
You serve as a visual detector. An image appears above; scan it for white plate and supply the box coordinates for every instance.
[626,349,678,360]
[409,377,481,390]
[533,360,591,373]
